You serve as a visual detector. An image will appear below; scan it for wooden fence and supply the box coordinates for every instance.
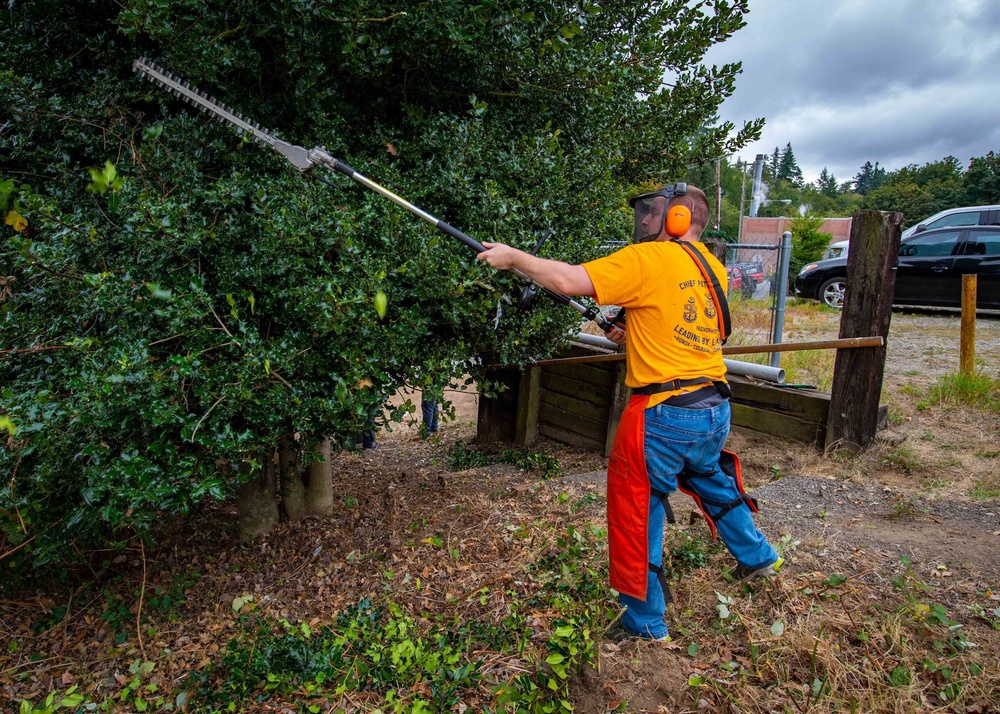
[476,342,886,453]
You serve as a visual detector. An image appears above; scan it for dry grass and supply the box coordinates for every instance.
[626,526,1000,714]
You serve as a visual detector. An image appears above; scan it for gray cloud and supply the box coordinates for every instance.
[704,0,1000,185]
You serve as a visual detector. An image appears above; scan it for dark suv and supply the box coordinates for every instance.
[793,226,1000,309]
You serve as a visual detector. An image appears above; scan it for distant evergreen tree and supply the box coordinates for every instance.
[853,161,887,195]
[777,143,803,186]
[769,147,781,179]
[965,151,1000,204]
[861,157,966,226]
[816,167,839,197]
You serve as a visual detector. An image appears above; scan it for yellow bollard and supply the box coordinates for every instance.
[960,274,977,375]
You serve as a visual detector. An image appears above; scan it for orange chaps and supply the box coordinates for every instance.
[607,395,757,601]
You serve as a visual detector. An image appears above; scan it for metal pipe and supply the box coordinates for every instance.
[573,333,785,383]
[315,154,614,330]
[574,333,621,350]
[748,154,765,218]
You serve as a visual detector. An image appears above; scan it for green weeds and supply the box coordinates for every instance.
[880,445,922,473]
[887,494,927,517]
[147,569,200,621]
[192,599,486,712]
[445,442,494,470]
[919,372,1000,413]
[192,525,614,713]
[780,348,835,392]
[16,686,89,713]
[446,442,561,479]
[664,530,722,577]
[969,481,1000,500]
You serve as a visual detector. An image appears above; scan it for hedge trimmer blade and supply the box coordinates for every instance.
[132,57,312,171]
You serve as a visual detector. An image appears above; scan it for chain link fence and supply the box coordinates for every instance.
[723,232,792,366]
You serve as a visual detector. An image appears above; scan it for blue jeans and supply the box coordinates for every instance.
[421,397,438,432]
[619,400,777,640]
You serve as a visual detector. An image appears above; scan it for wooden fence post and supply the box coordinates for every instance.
[514,366,541,447]
[961,275,977,375]
[826,209,903,451]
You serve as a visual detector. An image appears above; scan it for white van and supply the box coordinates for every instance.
[824,240,848,260]
[901,205,1000,239]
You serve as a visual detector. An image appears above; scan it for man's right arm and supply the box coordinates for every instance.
[476,242,596,297]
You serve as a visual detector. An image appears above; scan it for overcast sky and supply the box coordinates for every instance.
[703,0,1000,187]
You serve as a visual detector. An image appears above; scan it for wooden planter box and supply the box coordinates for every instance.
[476,343,873,452]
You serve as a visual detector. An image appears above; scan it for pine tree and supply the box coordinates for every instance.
[777,143,803,186]
[816,167,839,197]
[853,161,887,195]
[769,147,781,179]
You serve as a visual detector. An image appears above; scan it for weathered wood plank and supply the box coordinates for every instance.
[477,397,516,444]
[538,422,605,452]
[541,371,612,406]
[529,337,884,367]
[728,376,830,422]
[538,402,608,441]
[605,361,630,457]
[827,209,902,450]
[543,362,615,389]
[514,366,541,447]
[731,403,825,446]
[539,389,611,424]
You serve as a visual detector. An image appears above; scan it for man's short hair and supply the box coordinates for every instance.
[670,185,710,235]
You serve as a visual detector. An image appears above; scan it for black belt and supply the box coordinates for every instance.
[633,378,732,400]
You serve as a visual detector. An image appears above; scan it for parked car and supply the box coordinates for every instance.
[736,260,764,284]
[725,265,744,292]
[901,204,1000,240]
[794,225,1000,309]
[824,240,848,260]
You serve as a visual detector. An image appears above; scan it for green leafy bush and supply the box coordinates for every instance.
[0,0,759,580]
[788,214,833,279]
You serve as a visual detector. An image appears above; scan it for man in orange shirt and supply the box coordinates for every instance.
[477,184,780,641]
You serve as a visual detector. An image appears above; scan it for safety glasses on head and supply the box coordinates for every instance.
[627,183,691,243]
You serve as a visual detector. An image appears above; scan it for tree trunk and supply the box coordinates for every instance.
[236,450,279,543]
[304,436,334,517]
[279,434,308,521]
[281,434,335,520]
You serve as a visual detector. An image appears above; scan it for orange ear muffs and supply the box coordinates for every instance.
[665,202,692,237]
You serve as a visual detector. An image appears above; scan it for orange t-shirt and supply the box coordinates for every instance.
[582,240,728,407]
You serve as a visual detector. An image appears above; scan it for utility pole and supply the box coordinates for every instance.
[737,159,748,245]
[714,157,722,231]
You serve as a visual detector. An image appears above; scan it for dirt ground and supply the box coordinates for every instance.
[403,306,1000,578]
[386,306,1000,712]
[327,306,1000,712]
[2,307,999,713]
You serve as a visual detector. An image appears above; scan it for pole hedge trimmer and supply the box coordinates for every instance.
[131,58,617,332]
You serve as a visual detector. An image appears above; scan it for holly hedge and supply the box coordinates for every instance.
[0,0,760,582]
